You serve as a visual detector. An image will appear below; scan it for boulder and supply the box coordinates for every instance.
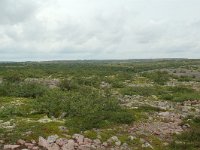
[38,136,48,148]
[3,145,20,150]
[47,143,60,150]
[56,138,68,146]
[62,139,75,150]
[72,134,84,144]
[47,135,59,143]
[17,139,25,145]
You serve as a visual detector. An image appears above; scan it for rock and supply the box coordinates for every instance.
[0,140,5,144]
[59,112,67,119]
[110,136,119,142]
[38,136,48,148]
[58,126,68,132]
[102,142,108,147]
[38,115,52,123]
[120,143,130,150]
[56,138,68,146]
[3,145,20,150]
[182,124,190,129]
[97,134,102,139]
[72,134,84,144]
[25,131,32,135]
[24,143,34,149]
[93,139,101,146]
[31,140,36,144]
[47,143,60,150]
[158,112,170,117]
[17,139,25,145]
[115,141,121,146]
[78,145,91,150]
[32,146,39,150]
[142,142,153,149]
[128,135,136,141]
[62,139,75,150]
[84,138,92,145]
[47,135,59,143]
[139,138,145,143]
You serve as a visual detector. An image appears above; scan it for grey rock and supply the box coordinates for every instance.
[62,139,75,150]
[3,145,20,150]
[47,135,59,143]
[72,134,84,144]
[38,136,48,148]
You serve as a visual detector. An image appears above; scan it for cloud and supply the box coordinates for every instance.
[0,0,200,61]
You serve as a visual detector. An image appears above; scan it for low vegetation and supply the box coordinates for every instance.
[0,59,200,149]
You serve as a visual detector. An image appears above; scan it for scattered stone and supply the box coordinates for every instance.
[56,138,68,146]
[78,145,91,150]
[110,136,119,142]
[84,138,92,145]
[47,135,59,143]
[142,142,153,149]
[102,142,108,147]
[32,146,39,150]
[72,134,84,144]
[182,124,190,129]
[31,140,37,144]
[38,136,48,148]
[93,139,101,146]
[38,116,52,123]
[3,145,20,150]
[0,140,5,144]
[115,141,121,146]
[24,143,34,149]
[128,135,136,141]
[47,143,60,150]
[120,143,130,150]
[58,126,68,132]
[17,139,25,145]
[62,139,75,150]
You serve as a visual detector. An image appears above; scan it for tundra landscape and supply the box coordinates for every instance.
[0,59,200,150]
[1,0,200,149]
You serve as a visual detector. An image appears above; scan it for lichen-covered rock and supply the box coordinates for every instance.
[62,139,75,150]
[3,145,20,150]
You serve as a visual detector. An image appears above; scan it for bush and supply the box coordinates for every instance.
[59,79,78,91]
[34,88,134,131]
[0,82,47,98]
[142,71,171,85]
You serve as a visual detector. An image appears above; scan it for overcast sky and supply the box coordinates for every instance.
[0,0,200,61]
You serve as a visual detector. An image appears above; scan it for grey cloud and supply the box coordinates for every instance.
[0,0,200,61]
[0,0,37,25]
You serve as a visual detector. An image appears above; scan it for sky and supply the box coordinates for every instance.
[0,0,200,61]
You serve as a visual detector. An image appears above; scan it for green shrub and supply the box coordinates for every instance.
[0,82,47,98]
[34,88,134,131]
[142,71,171,85]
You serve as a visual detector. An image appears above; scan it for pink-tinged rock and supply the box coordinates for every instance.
[93,139,101,146]
[17,139,25,145]
[83,138,92,145]
[31,139,37,144]
[25,143,34,147]
[56,138,68,146]
[47,135,59,143]
[72,134,84,144]
[3,145,20,150]
[32,146,39,150]
[78,144,91,150]
[47,143,60,150]
[38,136,48,148]
[62,140,75,150]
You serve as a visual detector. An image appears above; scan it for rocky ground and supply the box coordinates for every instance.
[1,96,199,150]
